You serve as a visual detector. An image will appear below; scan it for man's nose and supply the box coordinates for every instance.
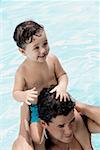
[64,126,73,136]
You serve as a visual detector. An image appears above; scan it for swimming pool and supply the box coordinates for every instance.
[0,0,100,149]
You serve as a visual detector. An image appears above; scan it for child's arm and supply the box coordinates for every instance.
[13,69,38,105]
[50,54,69,101]
[76,102,100,133]
[74,109,93,150]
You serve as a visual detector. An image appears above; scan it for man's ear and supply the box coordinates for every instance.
[40,120,48,128]
[19,48,26,55]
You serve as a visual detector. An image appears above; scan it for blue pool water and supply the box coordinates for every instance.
[0,1,100,149]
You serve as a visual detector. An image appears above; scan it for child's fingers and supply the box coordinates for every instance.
[32,87,36,90]
[27,97,34,101]
[30,87,38,93]
[50,87,56,93]
[59,93,69,102]
[28,94,38,98]
[26,93,38,104]
[26,100,31,105]
[56,92,59,99]
[60,94,63,101]
[29,87,36,92]
[67,94,70,101]
[30,91,38,94]
[64,94,67,101]
[64,93,70,101]
[30,90,38,95]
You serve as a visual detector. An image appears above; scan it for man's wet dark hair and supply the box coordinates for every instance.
[38,86,75,125]
[13,20,43,49]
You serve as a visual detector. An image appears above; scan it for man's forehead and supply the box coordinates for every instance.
[51,110,74,125]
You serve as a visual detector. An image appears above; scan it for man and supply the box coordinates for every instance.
[37,88,100,150]
[12,88,100,150]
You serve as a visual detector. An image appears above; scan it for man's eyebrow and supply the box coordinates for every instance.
[58,123,65,127]
[70,117,75,123]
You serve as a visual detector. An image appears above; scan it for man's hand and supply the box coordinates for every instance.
[75,101,84,113]
[24,87,38,105]
[50,85,69,101]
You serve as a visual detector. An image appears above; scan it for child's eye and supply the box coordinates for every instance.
[43,42,48,46]
[34,46,39,49]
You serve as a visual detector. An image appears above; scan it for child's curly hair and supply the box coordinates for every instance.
[13,20,43,48]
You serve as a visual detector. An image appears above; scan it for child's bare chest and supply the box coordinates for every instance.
[24,63,50,90]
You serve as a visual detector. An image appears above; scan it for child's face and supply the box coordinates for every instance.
[24,30,49,63]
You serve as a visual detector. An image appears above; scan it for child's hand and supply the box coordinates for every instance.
[50,85,69,101]
[24,87,38,105]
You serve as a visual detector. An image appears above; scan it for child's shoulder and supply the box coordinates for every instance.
[15,61,26,76]
[47,53,58,61]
